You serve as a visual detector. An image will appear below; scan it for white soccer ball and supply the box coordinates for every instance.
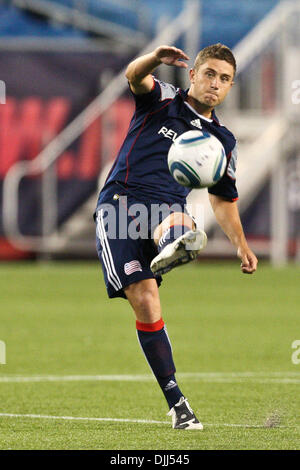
[168,130,227,189]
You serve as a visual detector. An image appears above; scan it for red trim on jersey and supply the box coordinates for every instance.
[151,76,156,91]
[136,318,165,332]
[124,116,148,183]
[231,197,239,201]
[125,99,174,184]
[104,111,137,185]
[212,117,220,126]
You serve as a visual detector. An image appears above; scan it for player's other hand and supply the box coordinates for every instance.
[237,246,258,274]
[154,46,190,68]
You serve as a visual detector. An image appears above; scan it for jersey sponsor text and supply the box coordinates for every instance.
[158,126,178,142]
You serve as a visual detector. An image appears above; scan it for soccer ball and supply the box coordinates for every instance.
[168,130,227,189]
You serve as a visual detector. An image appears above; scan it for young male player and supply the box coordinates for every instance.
[94,44,258,430]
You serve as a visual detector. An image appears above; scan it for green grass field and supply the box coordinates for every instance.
[0,261,299,450]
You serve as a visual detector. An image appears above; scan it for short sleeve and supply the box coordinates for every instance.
[130,76,178,112]
[208,144,238,201]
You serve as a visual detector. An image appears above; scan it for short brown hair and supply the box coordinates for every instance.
[194,43,236,75]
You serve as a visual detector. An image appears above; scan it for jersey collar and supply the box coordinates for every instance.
[179,88,221,126]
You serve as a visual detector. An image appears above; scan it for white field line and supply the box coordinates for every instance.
[0,412,292,429]
[0,372,299,384]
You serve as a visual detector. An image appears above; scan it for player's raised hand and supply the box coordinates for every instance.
[237,247,258,274]
[126,46,190,94]
[154,46,190,68]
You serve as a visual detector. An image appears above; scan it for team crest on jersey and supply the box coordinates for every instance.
[124,260,142,275]
[190,119,202,129]
[156,79,178,101]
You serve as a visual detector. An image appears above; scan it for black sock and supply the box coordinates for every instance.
[136,318,183,409]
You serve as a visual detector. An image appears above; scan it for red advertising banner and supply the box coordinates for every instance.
[0,49,132,255]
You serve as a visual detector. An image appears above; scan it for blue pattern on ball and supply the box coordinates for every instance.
[213,150,226,182]
[170,161,201,188]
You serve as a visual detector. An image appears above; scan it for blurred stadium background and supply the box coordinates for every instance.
[0,0,299,263]
[1,0,300,451]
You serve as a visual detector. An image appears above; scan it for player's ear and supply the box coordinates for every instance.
[189,68,195,84]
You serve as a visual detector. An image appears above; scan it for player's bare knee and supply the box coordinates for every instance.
[132,287,156,311]
[154,212,195,245]
[125,280,161,322]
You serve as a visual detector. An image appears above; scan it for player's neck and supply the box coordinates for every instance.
[186,94,213,119]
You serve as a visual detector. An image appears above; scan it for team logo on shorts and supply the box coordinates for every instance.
[124,260,142,275]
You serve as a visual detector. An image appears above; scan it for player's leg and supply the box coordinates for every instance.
[125,278,183,410]
[153,211,195,244]
[150,211,207,276]
[95,200,179,408]
[95,193,202,429]
[124,278,203,430]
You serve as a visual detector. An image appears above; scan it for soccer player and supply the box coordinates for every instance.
[94,44,258,430]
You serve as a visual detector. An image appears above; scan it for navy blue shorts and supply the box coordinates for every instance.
[94,183,187,299]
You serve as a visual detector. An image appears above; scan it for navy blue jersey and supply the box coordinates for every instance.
[97,77,238,207]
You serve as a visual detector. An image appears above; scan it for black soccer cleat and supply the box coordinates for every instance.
[167,396,204,430]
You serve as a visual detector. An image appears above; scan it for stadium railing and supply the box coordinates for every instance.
[2,0,300,264]
[11,0,151,48]
[2,0,201,251]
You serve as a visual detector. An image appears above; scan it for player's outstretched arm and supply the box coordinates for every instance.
[125,46,190,95]
[209,194,258,274]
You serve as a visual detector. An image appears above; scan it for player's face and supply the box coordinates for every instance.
[189,59,234,108]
